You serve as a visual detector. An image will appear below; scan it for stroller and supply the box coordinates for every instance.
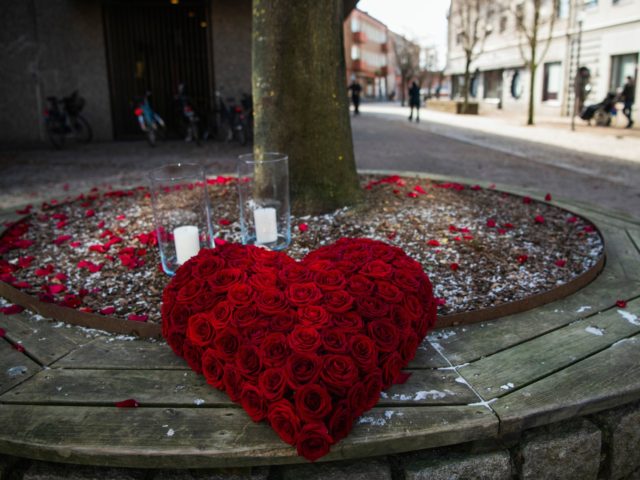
[580,93,617,126]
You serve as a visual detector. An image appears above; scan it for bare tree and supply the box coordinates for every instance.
[252,0,361,214]
[392,34,420,106]
[449,0,494,112]
[513,0,560,125]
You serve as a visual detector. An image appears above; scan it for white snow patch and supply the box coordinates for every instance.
[500,383,515,391]
[166,428,175,437]
[618,310,640,326]
[193,399,205,406]
[576,306,592,313]
[455,376,471,387]
[414,390,449,401]
[585,326,604,336]
[468,398,497,411]
[358,416,387,426]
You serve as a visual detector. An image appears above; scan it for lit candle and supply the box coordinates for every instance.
[174,225,200,264]
[254,207,278,244]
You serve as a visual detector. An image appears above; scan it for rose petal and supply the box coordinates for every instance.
[214,238,227,247]
[1,305,24,315]
[567,216,578,224]
[53,235,72,245]
[427,240,440,247]
[523,196,532,204]
[545,193,552,201]
[13,343,25,352]
[100,306,116,315]
[85,209,95,218]
[115,399,139,408]
[450,263,459,271]
[486,219,496,228]
[218,218,231,226]
[517,254,528,264]
[616,300,627,308]
[554,259,567,267]
[128,313,148,322]
[470,185,482,191]
[534,215,545,224]
[435,297,446,306]
[299,223,309,233]
[386,231,397,240]
[69,241,82,248]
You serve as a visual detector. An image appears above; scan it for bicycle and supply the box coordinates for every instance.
[43,91,93,149]
[134,92,166,147]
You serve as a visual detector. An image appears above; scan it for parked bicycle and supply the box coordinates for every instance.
[217,92,251,146]
[175,83,201,145]
[43,91,92,149]
[133,91,166,147]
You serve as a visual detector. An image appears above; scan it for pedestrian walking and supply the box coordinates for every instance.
[408,81,421,123]
[621,76,635,128]
[348,80,362,115]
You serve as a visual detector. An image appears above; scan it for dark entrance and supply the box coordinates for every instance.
[103,0,213,139]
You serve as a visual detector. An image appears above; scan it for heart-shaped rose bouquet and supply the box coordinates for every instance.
[162,238,437,461]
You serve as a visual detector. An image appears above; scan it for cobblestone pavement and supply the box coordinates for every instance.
[1,107,639,220]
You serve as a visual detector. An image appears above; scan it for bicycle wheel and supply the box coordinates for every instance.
[147,128,157,147]
[72,115,93,143]
[45,119,65,149]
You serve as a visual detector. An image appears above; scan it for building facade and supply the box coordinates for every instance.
[446,0,640,120]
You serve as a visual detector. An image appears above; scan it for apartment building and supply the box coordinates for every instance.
[446,0,639,119]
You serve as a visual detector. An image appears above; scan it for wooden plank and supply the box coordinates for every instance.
[409,337,450,368]
[380,369,478,406]
[603,227,640,283]
[0,340,41,395]
[53,338,187,370]
[626,227,640,256]
[0,404,497,468]
[0,313,88,366]
[458,299,640,398]
[493,335,640,435]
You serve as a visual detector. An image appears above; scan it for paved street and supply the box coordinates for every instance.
[1,104,639,220]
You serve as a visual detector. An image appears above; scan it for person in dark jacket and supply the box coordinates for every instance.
[408,81,421,122]
[621,76,635,128]
[348,80,362,115]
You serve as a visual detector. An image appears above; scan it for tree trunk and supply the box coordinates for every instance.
[462,56,472,114]
[400,75,406,106]
[252,0,362,215]
[527,61,536,126]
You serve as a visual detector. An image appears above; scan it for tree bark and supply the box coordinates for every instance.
[252,0,362,215]
[463,56,472,113]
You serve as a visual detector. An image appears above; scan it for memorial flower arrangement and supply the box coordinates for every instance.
[162,237,438,461]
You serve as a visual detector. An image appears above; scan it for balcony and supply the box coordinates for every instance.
[353,31,367,44]
[380,66,388,76]
[381,42,388,53]
[352,59,365,72]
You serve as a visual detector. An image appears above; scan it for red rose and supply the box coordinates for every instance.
[267,399,300,446]
[349,334,378,372]
[255,288,289,315]
[332,312,363,332]
[296,423,333,462]
[397,294,424,323]
[323,290,354,314]
[357,296,391,319]
[347,382,367,418]
[164,330,185,357]
[286,282,323,306]
[332,260,360,275]
[279,264,311,283]
[232,306,260,329]
[346,274,375,297]
[236,344,262,379]
[320,354,358,396]
[313,269,346,291]
[240,384,265,422]
[307,259,333,273]
[259,367,288,401]
[186,312,215,347]
[370,243,398,262]
[208,268,245,293]
[367,320,400,352]
[190,284,218,312]
[362,370,383,410]
[285,352,321,389]
[182,340,204,375]
[242,323,269,345]
[270,313,295,333]
[400,330,420,363]
[288,326,321,354]
[360,260,392,279]
[294,383,332,422]
[380,351,404,388]
[262,333,290,367]
[201,348,225,388]
[297,305,331,328]
[376,281,404,303]
[328,400,354,443]
[223,364,243,402]
[321,330,348,354]
[393,270,421,293]
[193,255,225,279]
[249,271,278,290]
[210,300,233,330]
[227,283,254,306]
[176,279,204,303]
[214,328,240,361]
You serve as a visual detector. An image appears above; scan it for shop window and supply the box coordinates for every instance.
[610,53,638,92]
[483,70,503,99]
[543,62,562,101]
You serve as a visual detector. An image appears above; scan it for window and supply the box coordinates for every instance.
[610,53,638,91]
[351,17,361,32]
[584,0,597,6]
[543,62,562,101]
[351,46,361,60]
[500,16,508,32]
[483,70,503,99]
[557,0,570,18]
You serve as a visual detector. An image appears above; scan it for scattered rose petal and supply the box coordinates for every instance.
[128,313,148,322]
[116,214,126,221]
[534,215,545,224]
[218,218,231,226]
[386,231,397,240]
[45,284,66,295]
[69,241,82,248]
[55,220,68,229]
[616,300,627,308]
[13,343,25,352]
[115,399,139,408]
[555,259,567,267]
[497,228,507,235]
[583,225,596,233]
[17,256,35,268]
[406,192,418,198]
[53,235,72,245]
[97,220,105,229]
[470,185,482,191]
[11,281,32,289]
[100,306,116,315]
[463,234,474,241]
[435,297,447,306]
[517,255,528,264]
[523,196,532,204]
[427,240,440,247]
[78,260,103,273]
[54,272,68,282]
[545,193,552,201]
[35,265,54,277]
[413,185,427,195]
[85,209,95,218]
[503,223,514,229]
[16,205,33,215]
[567,216,578,223]
[450,263,459,271]
[1,305,25,315]
[299,223,309,233]
[448,225,458,232]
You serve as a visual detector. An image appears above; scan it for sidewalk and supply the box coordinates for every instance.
[360,102,640,164]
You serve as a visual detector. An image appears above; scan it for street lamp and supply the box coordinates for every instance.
[571,10,586,131]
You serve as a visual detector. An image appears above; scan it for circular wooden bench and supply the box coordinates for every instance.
[1,177,639,468]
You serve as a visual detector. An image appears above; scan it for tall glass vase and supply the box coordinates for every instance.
[237,152,290,250]
[149,163,214,275]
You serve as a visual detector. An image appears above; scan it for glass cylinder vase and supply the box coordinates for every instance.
[237,152,290,250]
[149,163,214,275]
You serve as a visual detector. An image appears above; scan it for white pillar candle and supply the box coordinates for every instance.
[254,207,278,244]
[174,225,200,264]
